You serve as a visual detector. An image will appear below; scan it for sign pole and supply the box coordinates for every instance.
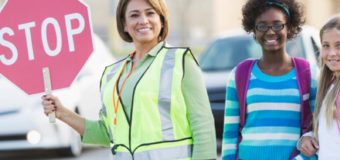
[43,67,56,123]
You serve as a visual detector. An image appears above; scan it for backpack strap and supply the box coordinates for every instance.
[336,91,340,120]
[235,59,256,152]
[292,57,312,134]
[336,91,340,133]
[290,57,312,159]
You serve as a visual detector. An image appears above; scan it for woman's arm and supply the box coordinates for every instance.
[42,94,111,146]
[182,51,217,159]
[42,94,85,134]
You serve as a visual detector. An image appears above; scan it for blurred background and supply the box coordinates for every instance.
[86,0,340,57]
[1,0,338,57]
[22,0,340,57]
[0,0,339,159]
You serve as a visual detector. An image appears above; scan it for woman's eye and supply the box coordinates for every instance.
[130,14,138,18]
[336,43,340,49]
[147,11,156,16]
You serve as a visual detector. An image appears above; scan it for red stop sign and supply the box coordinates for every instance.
[0,0,93,94]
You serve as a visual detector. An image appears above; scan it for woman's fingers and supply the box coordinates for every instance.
[41,94,59,116]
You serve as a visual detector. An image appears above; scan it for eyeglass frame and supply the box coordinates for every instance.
[255,23,286,32]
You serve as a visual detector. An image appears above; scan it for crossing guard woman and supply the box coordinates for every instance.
[41,0,217,159]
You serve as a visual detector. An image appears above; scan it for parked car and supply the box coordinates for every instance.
[0,34,114,157]
[200,26,321,139]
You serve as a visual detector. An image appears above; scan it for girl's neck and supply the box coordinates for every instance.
[258,52,292,75]
[260,51,291,66]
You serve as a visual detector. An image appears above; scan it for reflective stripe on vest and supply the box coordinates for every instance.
[100,59,126,117]
[158,48,176,140]
[115,144,192,160]
[99,59,127,142]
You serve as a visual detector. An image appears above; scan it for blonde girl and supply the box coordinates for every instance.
[300,14,340,159]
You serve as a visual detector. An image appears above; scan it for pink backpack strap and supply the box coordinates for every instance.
[292,57,312,134]
[290,57,312,159]
[336,91,340,120]
[235,59,256,150]
[336,91,340,135]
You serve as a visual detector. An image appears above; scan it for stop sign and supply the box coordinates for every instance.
[0,0,93,94]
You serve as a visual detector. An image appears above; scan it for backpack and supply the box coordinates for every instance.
[235,57,312,159]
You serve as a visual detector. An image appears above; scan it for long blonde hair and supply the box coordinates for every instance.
[313,15,340,139]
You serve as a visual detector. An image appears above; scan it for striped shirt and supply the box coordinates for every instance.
[222,61,318,160]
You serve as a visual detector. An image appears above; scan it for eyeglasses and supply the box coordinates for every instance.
[255,23,286,32]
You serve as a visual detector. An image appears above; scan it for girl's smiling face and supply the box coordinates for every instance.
[321,28,340,73]
[254,8,288,53]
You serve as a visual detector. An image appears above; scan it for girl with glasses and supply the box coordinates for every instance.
[221,0,318,159]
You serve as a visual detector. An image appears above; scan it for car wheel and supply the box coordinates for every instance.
[62,129,82,157]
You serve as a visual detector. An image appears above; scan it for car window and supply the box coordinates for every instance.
[200,36,262,71]
[286,35,305,58]
[200,34,308,71]
[310,36,320,62]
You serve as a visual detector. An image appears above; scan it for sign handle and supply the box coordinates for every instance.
[43,67,56,123]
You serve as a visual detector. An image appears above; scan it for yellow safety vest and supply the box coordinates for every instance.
[100,45,193,160]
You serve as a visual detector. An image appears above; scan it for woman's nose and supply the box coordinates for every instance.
[138,14,148,24]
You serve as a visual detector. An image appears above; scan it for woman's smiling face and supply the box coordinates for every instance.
[124,0,162,46]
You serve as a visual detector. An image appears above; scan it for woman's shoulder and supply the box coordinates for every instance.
[107,56,129,67]
[163,42,190,50]
[101,56,129,75]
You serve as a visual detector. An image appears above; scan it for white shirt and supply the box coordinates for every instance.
[318,85,340,160]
